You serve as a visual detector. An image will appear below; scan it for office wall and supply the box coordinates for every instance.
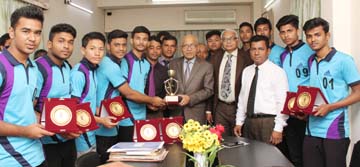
[104,5,252,32]
[42,0,104,65]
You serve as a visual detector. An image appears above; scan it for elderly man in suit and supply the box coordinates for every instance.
[168,34,214,124]
[209,29,253,136]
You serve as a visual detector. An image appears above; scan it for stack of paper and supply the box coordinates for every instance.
[107,141,168,162]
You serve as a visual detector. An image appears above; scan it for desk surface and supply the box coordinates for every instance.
[121,137,293,167]
[218,137,294,167]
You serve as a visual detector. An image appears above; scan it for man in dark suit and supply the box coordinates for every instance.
[210,29,253,136]
[145,35,168,119]
[169,34,214,124]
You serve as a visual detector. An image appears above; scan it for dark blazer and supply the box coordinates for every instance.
[145,62,168,118]
[169,57,214,124]
[210,48,253,111]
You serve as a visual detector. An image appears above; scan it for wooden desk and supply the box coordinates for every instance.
[218,137,294,167]
[120,137,293,167]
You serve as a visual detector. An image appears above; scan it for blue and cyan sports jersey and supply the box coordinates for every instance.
[307,48,360,139]
[0,49,44,167]
[96,54,126,136]
[71,58,97,152]
[269,43,285,67]
[35,55,72,144]
[119,51,150,126]
[280,41,314,92]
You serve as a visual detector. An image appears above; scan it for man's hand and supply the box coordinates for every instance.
[179,95,190,106]
[59,132,82,140]
[151,96,166,107]
[233,125,242,137]
[206,112,213,124]
[147,104,159,111]
[21,124,54,139]
[101,116,118,129]
[98,161,134,167]
[269,131,283,145]
[313,104,333,117]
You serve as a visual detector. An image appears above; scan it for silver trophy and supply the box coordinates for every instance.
[164,69,181,105]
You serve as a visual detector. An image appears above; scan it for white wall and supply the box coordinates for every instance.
[266,0,291,47]
[104,5,252,32]
[42,0,104,65]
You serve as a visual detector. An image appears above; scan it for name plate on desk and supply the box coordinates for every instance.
[99,96,132,122]
[293,86,328,115]
[162,116,183,143]
[41,98,78,133]
[76,102,98,132]
[281,92,298,115]
[134,119,161,142]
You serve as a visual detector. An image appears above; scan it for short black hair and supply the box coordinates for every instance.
[303,17,330,33]
[107,29,128,44]
[0,33,10,46]
[239,22,254,32]
[276,14,299,31]
[250,35,270,49]
[33,49,47,59]
[162,35,177,45]
[10,5,44,28]
[156,31,170,39]
[49,23,77,41]
[205,30,221,41]
[254,17,272,31]
[149,35,161,44]
[81,32,106,48]
[131,26,150,39]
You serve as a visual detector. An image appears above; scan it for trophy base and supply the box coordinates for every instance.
[165,96,182,105]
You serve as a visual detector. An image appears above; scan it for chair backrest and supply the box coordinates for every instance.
[76,152,101,167]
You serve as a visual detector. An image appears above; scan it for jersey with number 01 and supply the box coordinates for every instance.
[281,41,314,92]
[307,49,360,139]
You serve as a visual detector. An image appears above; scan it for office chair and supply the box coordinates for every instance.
[76,152,102,167]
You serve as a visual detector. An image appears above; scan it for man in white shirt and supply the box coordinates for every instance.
[234,35,289,145]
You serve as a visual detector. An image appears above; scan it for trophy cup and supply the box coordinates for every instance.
[164,69,182,105]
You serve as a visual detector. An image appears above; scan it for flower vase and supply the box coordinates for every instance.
[194,152,209,167]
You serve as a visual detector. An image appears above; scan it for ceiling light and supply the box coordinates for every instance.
[64,0,93,14]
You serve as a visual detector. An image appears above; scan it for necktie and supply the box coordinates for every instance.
[247,66,258,117]
[220,54,232,99]
[163,60,170,68]
[184,60,191,81]
[148,65,155,96]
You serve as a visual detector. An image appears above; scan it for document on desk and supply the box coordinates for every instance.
[107,141,164,152]
[222,140,249,148]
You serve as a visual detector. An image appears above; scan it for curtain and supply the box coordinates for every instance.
[290,0,321,39]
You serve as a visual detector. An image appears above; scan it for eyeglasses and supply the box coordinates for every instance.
[182,44,197,49]
[222,37,238,42]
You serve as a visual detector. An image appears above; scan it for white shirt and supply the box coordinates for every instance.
[218,49,238,102]
[236,60,289,132]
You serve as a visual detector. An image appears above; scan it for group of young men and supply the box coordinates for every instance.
[0,5,359,167]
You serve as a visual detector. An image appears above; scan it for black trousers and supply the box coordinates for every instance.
[43,139,77,167]
[96,135,119,164]
[303,136,350,167]
[284,117,306,167]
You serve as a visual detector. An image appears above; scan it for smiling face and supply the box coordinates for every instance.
[222,31,239,53]
[81,39,105,65]
[206,34,222,51]
[108,37,127,59]
[8,17,42,57]
[48,32,75,61]
[305,26,330,52]
[147,40,162,62]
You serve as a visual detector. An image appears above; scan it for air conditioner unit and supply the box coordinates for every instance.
[184,10,236,24]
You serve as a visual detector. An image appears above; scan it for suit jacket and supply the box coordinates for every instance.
[210,48,253,112]
[145,62,168,118]
[169,57,214,124]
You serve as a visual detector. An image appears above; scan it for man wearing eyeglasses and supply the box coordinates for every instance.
[210,29,253,136]
[168,34,214,124]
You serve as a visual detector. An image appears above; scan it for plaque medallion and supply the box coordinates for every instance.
[140,124,157,141]
[166,122,181,139]
[287,97,296,111]
[297,92,311,109]
[50,105,72,126]
[109,102,124,116]
[77,109,91,127]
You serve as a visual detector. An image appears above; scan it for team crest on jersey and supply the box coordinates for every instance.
[324,70,332,77]
[297,63,305,69]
